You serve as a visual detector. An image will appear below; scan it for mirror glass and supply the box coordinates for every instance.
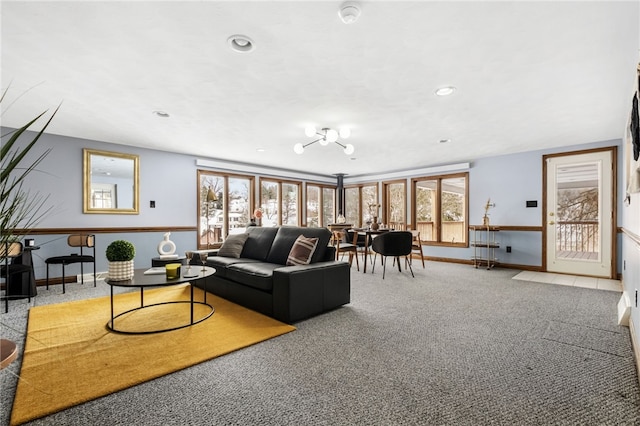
[83,149,139,214]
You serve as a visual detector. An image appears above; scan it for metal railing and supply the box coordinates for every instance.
[556,221,599,253]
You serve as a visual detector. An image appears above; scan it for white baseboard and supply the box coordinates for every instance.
[76,271,108,282]
[618,292,631,326]
[631,318,640,389]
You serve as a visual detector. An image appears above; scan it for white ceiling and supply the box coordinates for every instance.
[2,1,638,179]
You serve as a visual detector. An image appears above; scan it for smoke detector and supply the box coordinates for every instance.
[339,2,361,24]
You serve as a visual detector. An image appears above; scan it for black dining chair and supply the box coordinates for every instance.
[45,234,96,294]
[371,231,414,279]
[1,242,33,313]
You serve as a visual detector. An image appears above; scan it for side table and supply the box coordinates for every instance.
[9,246,39,297]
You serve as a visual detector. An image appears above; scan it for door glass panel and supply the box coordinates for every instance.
[555,162,600,260]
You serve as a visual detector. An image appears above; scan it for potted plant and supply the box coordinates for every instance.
[106,240,135,281]
[1,87,59,249]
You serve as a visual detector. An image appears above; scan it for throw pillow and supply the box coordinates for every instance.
[218,233,250,258]
[286,234,319,266]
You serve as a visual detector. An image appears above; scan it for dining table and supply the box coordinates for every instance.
[350,227,391,273]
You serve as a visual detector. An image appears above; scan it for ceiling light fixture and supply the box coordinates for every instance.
[339,2,361,24]
[227,35,254,53]
[294,127,354,155]
[435,86,456,96]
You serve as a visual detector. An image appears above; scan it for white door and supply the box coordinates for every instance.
[545,150,614,278]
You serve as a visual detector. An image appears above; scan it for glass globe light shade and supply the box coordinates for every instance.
[344,144,355,155]
[326,129,339,143]
[339,128,351,139]
[305,126,317,137]
[293,143,305,154]
[319,136,330,146]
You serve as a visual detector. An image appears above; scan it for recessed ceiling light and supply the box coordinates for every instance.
[228,35,255,53]
[435,86,456,97]
[153,111,170,118]
[256,148,265,152]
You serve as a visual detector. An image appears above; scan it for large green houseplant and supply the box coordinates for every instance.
[105,240,136,281]
[1,88,59,249]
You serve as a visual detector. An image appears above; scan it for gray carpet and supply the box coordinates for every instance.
[1,261,639,425]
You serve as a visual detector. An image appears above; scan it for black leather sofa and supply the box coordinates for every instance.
[197,226,351,323]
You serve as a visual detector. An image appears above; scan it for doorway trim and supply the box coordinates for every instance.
[542,146,617,278]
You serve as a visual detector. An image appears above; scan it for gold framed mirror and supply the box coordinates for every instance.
[83,149,139,214]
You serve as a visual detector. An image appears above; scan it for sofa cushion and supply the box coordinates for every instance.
[206,256,261,278]
[218,233,250,258]
[225,262,282,291]
[241,227,279,261]
[286,235,319,266]
[266,226,332,265]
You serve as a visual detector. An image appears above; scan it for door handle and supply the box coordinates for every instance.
[548,221,555,225]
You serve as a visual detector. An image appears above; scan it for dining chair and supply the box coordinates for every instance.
[406,230,426,269]
[1,242,33,313]
[333,230,359,271]
[371,231,414,279]
[45,234,96,294]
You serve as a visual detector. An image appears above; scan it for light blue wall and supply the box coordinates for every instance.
[5,128,626,278]
[6,130,200,277]
[426,138,623,270]
[21,132,196,229]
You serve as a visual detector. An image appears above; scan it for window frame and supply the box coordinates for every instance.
[411,172,469,247]
[306,183,336,227]
[344,182,378,228]
[259,177,302,227]
[382,179,406,229]
[197,169,255,250]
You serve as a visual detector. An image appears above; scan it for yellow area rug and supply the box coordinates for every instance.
[10,285,295,425]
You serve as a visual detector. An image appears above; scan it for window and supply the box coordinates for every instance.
[412,173,468,246]
[91,185,114,209]
[260,180,279,227]
[306,185,320,227]
[361,185,378,226]
[345,184,378,227]
[344,187,360,226]
[198,170,254,249]
[259,178,301,227]
[322,187,335,227]
[282,183,299,225]
[383,180,406,229]
[306,184,336,227]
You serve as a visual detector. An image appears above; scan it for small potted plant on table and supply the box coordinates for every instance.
[106,240,136,281]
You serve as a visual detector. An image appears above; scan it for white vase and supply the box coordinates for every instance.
[108,260,134,281]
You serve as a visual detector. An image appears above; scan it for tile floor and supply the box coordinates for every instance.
[512,271,622,292]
